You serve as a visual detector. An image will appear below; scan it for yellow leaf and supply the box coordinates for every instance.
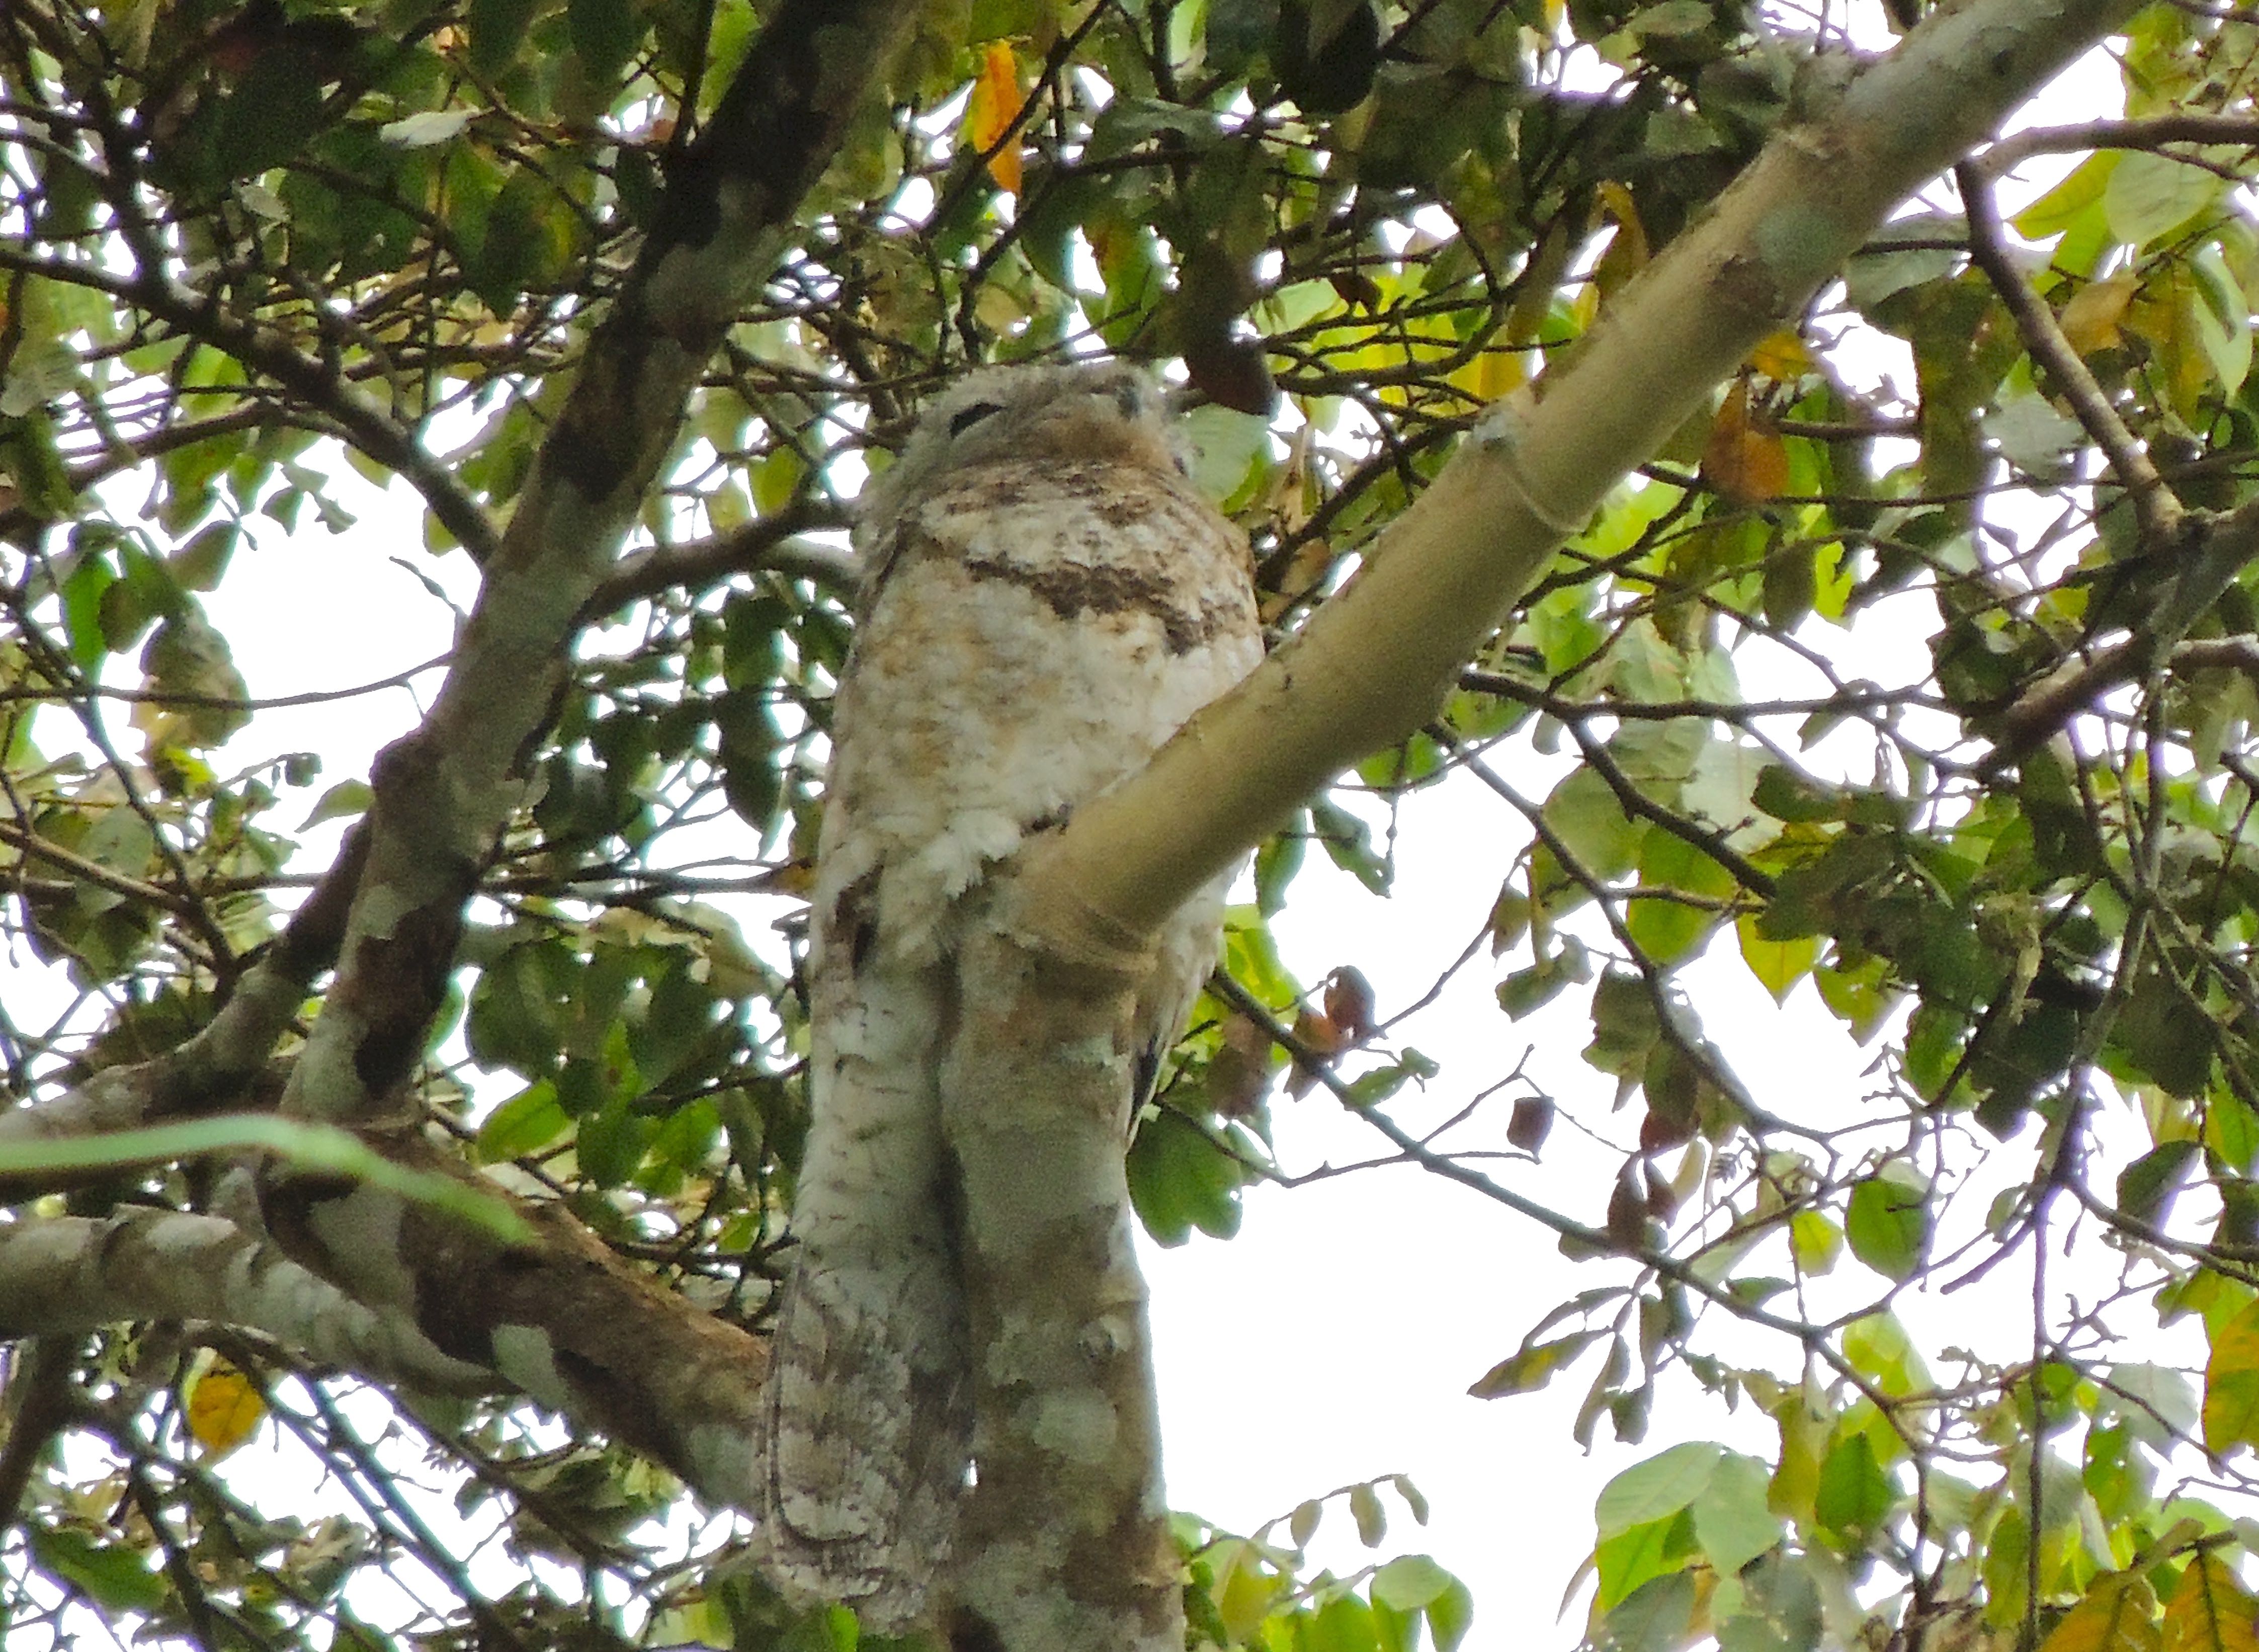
[185,1357,265,1458]
[2059,274,2138,355]
[1700,380,1790,504]
[1591,182,1648,307]
[964,41,1024,197]
[1448,345,1524,406]
[2040,1571,2162,1652]
[2162,1553,2259,1652]
[2203,1297,2259,1456]
[1736,914,1817,1003]
[1747,329,1814,382]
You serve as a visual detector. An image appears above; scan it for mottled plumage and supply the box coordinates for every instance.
[751,362,1262,1627]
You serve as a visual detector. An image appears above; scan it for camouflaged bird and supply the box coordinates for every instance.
[752,361,1263,1628]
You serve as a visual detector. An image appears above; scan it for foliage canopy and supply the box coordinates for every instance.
[6,1,2259,1649]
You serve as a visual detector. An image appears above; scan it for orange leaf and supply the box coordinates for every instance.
[2039,1570,2161,1652]
[186,1357,265,1458]
[965,41,1024,197]
[1701,380,1790,504]
[2161,1552,2259,1652]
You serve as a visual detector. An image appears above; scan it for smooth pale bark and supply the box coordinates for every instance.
[1015,0,2146,952]
[0,1209,489,1396]
[947,4,2144,1648]
[0,1191,779,1513]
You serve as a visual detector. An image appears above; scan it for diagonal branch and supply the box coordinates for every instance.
[1956,160,2183,549]
[279,0,924,1133]
[1010,0,2148,956]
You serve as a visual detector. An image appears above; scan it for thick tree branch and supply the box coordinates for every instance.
[0,1208,490,1394]
[0,1187,775,1512]
[280,0,923,1133]
[1012,0,2147,954]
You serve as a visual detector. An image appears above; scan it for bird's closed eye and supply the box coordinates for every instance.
[948,400,1006,438]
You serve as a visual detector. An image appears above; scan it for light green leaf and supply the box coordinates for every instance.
[1845,1163,1931,1282]
[1371,1554,1454,1612]
[2104,151,2222,248]
[1595,1441,1723,1536]
[1691,1452,1785,1576]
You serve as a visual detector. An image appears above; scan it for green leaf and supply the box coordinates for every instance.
[1126,1108,1246,1246]
[2014,151,2117,240]
[1601,1570,1698,1652]
[2189,242,2251,396]
[1305,1593,1381,1652]
[1736,914,1818,1003]
[1311,796,1392,894]
[1593,1513,1691,1615]
[575,1091,653,1189]
[1842,1310,1930,1396]
[1627,829,1735,966]
[1541,764,1644,881]
[1595,1441,1723,1536]
[302,779,375,829]
[1467,1330,1601,1398]
[1812,1432,1892,1535]
[1788,1209,1841,1275]
[1844,1163,1931,1282]
[2116,1138,2200,1226]
[476,1081,571,1162]
[2104,151,2222,247]
[468,0,539,75]
[1426,1578,1475,1652]
[1350,1481,1386,1547]
[567,0,640,78]
[1690,1452,1784,1576]
[26,1523,166,1614]
[1370,1554,1453,1613]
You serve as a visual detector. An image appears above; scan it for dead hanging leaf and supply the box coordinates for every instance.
[2058,272,2139,355]
[1323,967,1376,1044]
[1701,379,1791,504]
[1507,1094,1553,1152]
[964,41,1025,197]
[1183,327,1278,416]
[1605,1160,1648,1247]
[185,1356,265,1457]
[1210,1011,1276,1117]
